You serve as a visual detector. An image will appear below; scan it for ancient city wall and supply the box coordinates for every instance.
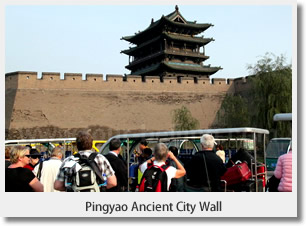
[233,76,252,96]
[6,71,234,92]
[5,71,250,140]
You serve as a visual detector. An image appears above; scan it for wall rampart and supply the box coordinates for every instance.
[5,71,254,96]
[233,76,253,95]
[5,71,255,139]
[5,71,247,94]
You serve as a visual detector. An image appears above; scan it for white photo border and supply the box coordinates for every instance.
[0,0,298,219]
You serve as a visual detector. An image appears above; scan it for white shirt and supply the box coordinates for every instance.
[139,160,177,191]
[216,150,225,163]
[33,158,63,192]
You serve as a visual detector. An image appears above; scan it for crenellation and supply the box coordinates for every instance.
[42,72,60,76]
[181,76,196,85]
[211,78,227,85]
[41,72,61,81]
[85,73,103,82]
[125,75,142,83]
[64,73,83,82]
[105,74,124,82]
[162,77,178,83]
[147,76,161,84]
[15,72,40,89]
[5,71,254,94]
[19,71,38,81]
[197,77,211,85]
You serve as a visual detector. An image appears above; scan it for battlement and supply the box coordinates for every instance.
[5,71,253,94]
[5,71,247,84]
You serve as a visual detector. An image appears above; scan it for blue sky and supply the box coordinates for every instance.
[5,4,293,79]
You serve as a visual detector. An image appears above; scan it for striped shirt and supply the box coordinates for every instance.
[56,150,115,182]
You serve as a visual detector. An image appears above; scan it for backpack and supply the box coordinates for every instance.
[36,161,44,181]
[266,175,280,192]
[139,163,169,192]
[167,159,186,192]
[65,153,106,192]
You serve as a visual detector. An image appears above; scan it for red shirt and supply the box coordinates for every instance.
[24,164,34,171]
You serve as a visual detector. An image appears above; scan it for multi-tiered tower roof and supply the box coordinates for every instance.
[121,5,221,80]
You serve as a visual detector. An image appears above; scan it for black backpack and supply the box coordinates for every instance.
[36,161,44,181]
[65,153,106,192]
[167,159,186,192]
[139,164,169,192]
[266,175,280,192]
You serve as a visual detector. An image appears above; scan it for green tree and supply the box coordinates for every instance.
[172,106,199,131]
[216,94,250,128]
[247,53,290,74]
[248,53,292,137]
[215,53,292,137]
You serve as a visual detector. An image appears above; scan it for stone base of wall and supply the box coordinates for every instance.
[5,125,157,140]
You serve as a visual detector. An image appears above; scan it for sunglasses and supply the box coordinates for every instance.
[30,156,40,159]
[24,155,40,159]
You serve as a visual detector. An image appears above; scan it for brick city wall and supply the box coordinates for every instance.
[5,71,250,140]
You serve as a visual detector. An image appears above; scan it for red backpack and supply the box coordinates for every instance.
[139,164,169,192]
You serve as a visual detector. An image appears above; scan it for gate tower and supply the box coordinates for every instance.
[121,5,222,82]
